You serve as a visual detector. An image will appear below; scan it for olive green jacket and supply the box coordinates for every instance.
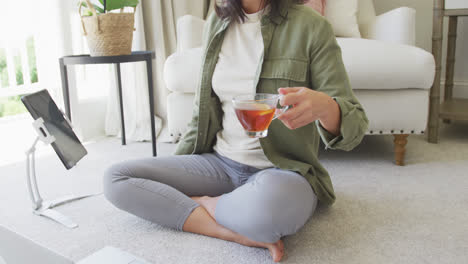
[174,1,369,205]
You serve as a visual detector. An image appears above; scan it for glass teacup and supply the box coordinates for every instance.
[232,93,288,138]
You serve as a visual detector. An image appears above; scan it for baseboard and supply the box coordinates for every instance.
[440,79,468,99]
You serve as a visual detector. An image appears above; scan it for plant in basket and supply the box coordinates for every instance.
[80,0,139,56]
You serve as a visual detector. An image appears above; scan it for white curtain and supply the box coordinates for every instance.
[104,4,163,141]
[32,0,75,105]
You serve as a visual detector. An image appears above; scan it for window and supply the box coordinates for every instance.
[0,36,40,118]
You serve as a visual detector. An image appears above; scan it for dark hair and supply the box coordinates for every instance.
[215,0,305,23]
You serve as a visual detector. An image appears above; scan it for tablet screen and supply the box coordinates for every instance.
[21,89,87,170]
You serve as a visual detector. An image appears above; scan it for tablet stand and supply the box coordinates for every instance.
[26,118,94,229]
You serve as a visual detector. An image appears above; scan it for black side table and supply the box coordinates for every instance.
[59,51,157,156]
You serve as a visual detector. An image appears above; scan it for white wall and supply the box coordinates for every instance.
[374,0,468,98]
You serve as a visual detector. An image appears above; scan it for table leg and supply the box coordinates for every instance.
[114,63,126,145]
[443,16,458,124]
[59,59,71,122]
[428,0,444,143]
[146,58,157,157]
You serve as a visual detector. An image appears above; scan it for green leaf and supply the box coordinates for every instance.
[95,0,105,11]
[93,4,105,13]
[106,0,139,11]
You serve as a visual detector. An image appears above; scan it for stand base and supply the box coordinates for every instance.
[33,194,98,229]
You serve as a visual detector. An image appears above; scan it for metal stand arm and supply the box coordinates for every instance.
[25,118,97,229]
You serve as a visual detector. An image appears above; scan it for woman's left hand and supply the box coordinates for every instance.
[277,87,341,135]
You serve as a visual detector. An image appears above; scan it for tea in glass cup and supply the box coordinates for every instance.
[232,93,289,138]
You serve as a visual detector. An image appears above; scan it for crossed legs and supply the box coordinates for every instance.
[103,153,317,262]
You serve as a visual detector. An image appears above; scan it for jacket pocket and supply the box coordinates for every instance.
[258,59,309,92]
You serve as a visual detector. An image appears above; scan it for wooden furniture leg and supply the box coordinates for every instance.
[443,16,458,124]
[428,0,444,143]
[394,134,409,166]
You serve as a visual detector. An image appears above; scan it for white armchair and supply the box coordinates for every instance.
[164,3,435,165]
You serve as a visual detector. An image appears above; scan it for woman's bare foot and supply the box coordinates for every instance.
[190,196,284,262]
[191,196,220,219]
[237,237,284,262]
[268,240,284,262]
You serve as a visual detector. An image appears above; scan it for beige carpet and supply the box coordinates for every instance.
[0,122,467,264]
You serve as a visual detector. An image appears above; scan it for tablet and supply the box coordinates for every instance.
[21,89,87,170]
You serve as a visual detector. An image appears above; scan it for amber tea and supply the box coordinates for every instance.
[235,105,275,132]
[232,93,289,138]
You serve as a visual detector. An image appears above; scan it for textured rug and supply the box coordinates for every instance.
[0,122,467,264]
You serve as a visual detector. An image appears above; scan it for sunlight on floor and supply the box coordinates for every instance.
[0,114,45,167]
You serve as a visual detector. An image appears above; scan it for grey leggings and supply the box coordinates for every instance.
[103,152,318,243]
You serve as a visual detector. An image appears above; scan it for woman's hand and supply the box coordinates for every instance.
[277,87,341,136]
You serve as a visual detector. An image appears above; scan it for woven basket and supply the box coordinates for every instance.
[80,0,135,56]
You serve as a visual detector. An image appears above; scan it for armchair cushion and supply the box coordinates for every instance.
[337,38,435,90]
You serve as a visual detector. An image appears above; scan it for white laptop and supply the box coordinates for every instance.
[0,225,151,264]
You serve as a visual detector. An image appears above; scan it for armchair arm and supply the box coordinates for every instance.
[164,47,203,93]
[176,15,206,52]
[367,7,416,46]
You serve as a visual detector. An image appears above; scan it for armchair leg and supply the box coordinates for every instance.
[393,134,409,166]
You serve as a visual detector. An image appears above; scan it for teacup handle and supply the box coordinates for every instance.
[273,94,290,120]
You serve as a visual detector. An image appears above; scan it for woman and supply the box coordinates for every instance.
[104,0,368,262]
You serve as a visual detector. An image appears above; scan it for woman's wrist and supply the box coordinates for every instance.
[318,94,341,136]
